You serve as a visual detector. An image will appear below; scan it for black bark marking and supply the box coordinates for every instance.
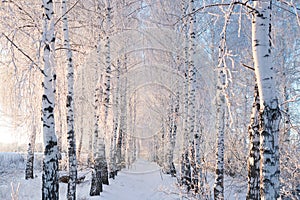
[66,95,72,107]
[42,95,51,104]
[44,105,54,113]
[44,44,50,51]
[44,140,57,155]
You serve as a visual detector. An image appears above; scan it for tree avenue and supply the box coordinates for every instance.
[0,0,299,199]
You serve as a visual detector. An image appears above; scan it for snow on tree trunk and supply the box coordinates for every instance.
[252,1,281,199]
[195,110,207,197]
[213,3,235,198]
[127,92,137,167]
[116,54,128,170]
[163,95,178,177]
[97,0,112,185]
[180,0,191,189]
[90,78,103,196]
[87,130,93,167]
[77,119,84,163]
[41,0,59,199]
[109,59,121,179]
[25,122,37,179]
[77,69,85,163]
[62,0,77,199]
[187,0,198,193]
[25,142,34,179]
[213,67,226,200]
[170,94,179,177]
[247,84,260,200]
[56,90,63,166]
[126,94,134,167]
[90,138,107,196]
[109,134,117,179]
[90,32,103,195]
[120,82,127,169]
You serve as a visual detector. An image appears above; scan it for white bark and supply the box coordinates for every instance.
[99,0,112,185]
[252,1,281,199]
[62,0,77,199]
[213,69,225,200]
[41,0,59,199]
[163,95,178,177]
[25,117,37,180]
[116,55,128,170]
[187,0,198,193]
[109,59,121,179]
[90,34,103,196]
[247,84,260,200]
[180,0,191,189]
[213,2,235,199]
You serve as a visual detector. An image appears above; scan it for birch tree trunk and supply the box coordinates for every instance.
[247,84,260,200]
[77,115,83,163]
[41,0,59,199]
[77,69,85,163]
[90,32,103,195]
[62,0,77,199]
[180,0,191,189]
[126,91,136,168]
[213,3,235,199]
[213,62,226,200]
[116,55,127,170]
[109,59,121,179]
[25,117,37,179]
[97,0,112,185]
[25,142,34,179]
[195,109,207,198]
[56,88,63,167]
[187,0,198,193]
[163,95,178,177]
[252,1,281,199]
[90,75,103,196]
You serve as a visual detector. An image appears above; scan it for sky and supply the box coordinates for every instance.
[0,113,30,144]
[0,115,15,143]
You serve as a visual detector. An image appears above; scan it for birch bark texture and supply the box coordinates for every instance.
[180,0,191,189]
[187,0,198,193]
[25,120,37,180]
[62,0,77,199]
[252,1,281,199]
[247,84,260,200]
[41,0,59,199]
[90,35,103,196]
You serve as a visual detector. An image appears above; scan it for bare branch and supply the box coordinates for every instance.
[55,0,80,25]
[241,63,254,71]
[2,33,44,74]
[174,1,256,25]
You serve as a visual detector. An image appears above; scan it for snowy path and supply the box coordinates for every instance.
[95,159,179,200]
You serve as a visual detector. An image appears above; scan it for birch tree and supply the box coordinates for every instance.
[163,94,178,177]
[25,114,38,179]
[109,59,121,179]
[100,0,111,185]
[62,0,77,199]
[90,71,104,196]
[187,0,199,193]
[180,0,192,189]
[252,1,281,199]
[90,15,104,195]
[41,0,59,199]
[116,54,128,171]
[247,84,260,200]
[213,3,235,199]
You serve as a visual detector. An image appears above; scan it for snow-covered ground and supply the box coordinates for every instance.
[0,153,247,200]
[0,155,180,200]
